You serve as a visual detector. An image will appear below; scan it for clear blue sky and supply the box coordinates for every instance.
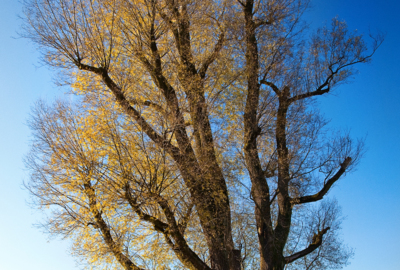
[0,0,399,269]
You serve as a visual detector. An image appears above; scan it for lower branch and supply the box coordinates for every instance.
[84,182,145,270]
[124,184,169,233]
[285,227,330,264]
[291,157,352,204]
[125,183,210,270]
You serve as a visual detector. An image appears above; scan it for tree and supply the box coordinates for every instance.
[22,0,382,269]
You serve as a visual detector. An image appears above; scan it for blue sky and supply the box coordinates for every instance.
[0,0,399,269]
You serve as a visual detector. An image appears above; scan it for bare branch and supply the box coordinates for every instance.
[285,227,330,264]
[291,157,352,205]
[260,80,281,96]
[288,87,330,104]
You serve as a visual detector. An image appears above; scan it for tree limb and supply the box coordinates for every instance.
[260,80,281,96]
[285,227,330,264]
[288,87,330,104]
[84,181,146,270]
[124,183,169,233]
[291,157,352,204]
[157,195,212,270]
[76,62,182,160]
[287,54,379,104]
[125,183,210,270]
[287,69,336,104]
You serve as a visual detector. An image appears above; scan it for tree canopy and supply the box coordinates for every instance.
[22,0,381,269]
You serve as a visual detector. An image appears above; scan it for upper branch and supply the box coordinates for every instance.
[163,0,196,74]
[260,80,281,96]
[288,67,338,103]
[288,85,330,104]
[284,227,330,264]
[291,157,352,204]
[287,56,374,104]
[76,62,181,159]
[288,18,384,104]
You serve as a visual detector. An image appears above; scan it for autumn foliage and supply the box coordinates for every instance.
[23,0,381,269]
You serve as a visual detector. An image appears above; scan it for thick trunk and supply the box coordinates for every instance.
[176,150,234,270]
[274,97,293,252]
[88,64,234,270]
[165,4,236,267]
[242,1,277,270]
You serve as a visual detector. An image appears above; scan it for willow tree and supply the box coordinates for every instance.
[22,0,381,269]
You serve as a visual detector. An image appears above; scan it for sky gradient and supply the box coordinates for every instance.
[0,0,399,269]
